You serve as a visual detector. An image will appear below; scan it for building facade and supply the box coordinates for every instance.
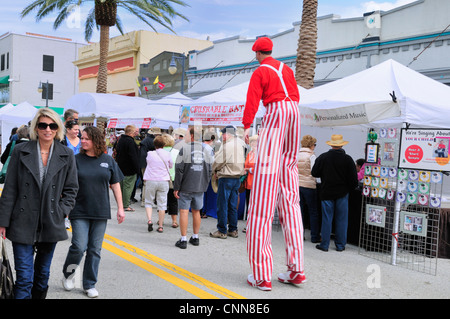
[74,30,212,97]
[0,32,84,108]
[186,0,450,96]
[139,51,189,97]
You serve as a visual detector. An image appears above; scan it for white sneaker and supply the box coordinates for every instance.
[62,277,75,291]
[85,288,99,298]
[65,217,71,229]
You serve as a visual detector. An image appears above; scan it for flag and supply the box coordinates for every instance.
[142,77,150,83]
[153,76,159,85]
[136,78,140,87]
[158,82,165,90]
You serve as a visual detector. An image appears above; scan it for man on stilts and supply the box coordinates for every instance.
[243,37,306,291]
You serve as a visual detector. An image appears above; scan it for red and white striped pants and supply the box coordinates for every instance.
[246,99,304,282]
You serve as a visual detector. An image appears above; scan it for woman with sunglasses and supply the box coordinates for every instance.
[62,126,124,298]
[0,108,78,299]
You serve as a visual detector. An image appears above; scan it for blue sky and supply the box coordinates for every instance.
[0,0,416,43]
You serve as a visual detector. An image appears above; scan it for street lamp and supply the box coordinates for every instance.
[168,53,186,94]
[38,80,49,107]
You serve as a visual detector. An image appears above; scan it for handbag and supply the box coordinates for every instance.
[155,150,173,189]
[0,140,16,184]
[0,238,15,299]
[238,173,248,193]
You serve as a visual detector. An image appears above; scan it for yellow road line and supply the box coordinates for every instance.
[103,233,246,299]
[101,241,218,299]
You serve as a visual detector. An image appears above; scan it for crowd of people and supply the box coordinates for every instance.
[0,37,362,299]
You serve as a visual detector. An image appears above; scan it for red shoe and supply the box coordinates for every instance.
[247,274,272,291]
[277,271,307,286]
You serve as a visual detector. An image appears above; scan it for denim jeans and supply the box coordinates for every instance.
[299,187,320,242]
[12,242,57,299]
[319,193,349,250]
[216,177,240,234]
[62,219,107,290]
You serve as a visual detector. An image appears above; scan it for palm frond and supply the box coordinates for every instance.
[84,7,97,42]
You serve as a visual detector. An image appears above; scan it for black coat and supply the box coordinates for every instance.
[1,139,28,164]
[139,134,155,169]
[0,140,79,245]
[311,148,358,200]
[115,134,140,176]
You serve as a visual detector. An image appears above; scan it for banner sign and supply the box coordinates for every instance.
[107,118,152,129]
[399,128,450,171]
[180,103,245,126]
[300,101,400,127]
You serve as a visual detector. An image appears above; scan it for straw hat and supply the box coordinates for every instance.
[148,127,161,135]
[211,175,219,193]
[173,127,187,137]
[249,135,258,143]
[326,134,349,147]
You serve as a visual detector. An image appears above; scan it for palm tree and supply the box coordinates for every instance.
[295,0,318,89]
[21,0,189,93]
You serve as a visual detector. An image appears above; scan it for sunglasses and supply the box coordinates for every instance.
[37,122,59,131]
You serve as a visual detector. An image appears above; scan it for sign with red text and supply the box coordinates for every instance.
[180,103,246,126]
[107,118,152,128]
[399,128,450,171]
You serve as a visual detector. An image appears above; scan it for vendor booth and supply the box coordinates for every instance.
[299,59,450,271]
[111,92,193,129]
[182,81,307,127]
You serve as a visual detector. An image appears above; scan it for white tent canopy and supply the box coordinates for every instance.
[64,92,150,119]
[0,102,38,153]
[182,81,308,126]
[299,59,450,128]
[109,92,193,129]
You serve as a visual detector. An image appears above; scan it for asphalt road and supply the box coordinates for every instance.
[3,189,450,307]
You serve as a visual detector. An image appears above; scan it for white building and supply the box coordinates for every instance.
[186,0,450,96]
[0,32,85,108]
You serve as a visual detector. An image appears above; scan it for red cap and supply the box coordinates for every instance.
[252,37,273,52]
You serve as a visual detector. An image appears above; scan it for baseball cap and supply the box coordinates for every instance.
[221,125,237,136]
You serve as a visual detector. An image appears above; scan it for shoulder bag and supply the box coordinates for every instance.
[0,140,16,184]
[0,238,15,299]
[155,150,173,189]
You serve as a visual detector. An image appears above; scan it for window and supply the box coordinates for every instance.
[43,55,54,72]
[41,82,53,100]
[1,54,4,71]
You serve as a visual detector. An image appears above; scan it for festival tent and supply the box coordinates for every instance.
[298,59,450,128]
[0,102,38,154]
[109,92,193,129]
[298,58,450,164]
[182,81,308,127]
[64,92,150,119]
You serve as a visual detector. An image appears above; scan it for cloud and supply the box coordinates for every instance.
[362,0,417,12]
[320,0,417,18]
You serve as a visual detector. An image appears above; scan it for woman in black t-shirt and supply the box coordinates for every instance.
[61,126,125,298]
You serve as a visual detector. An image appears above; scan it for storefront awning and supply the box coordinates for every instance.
[0,75,10,84]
